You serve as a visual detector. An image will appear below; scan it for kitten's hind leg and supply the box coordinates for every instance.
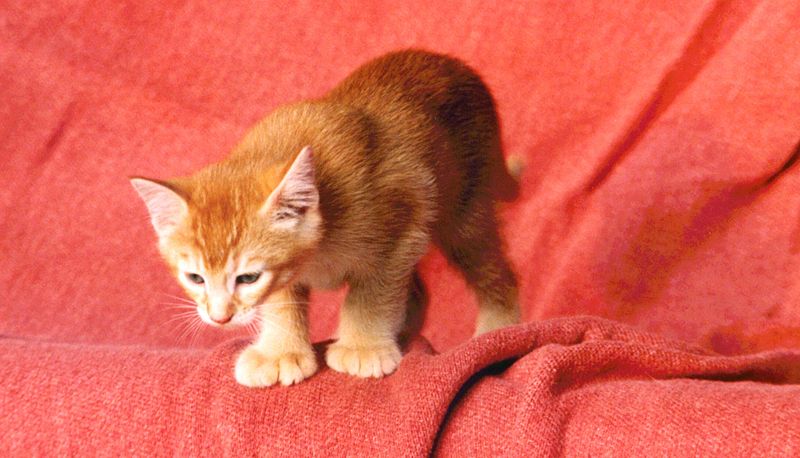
[401,268,428,340]
[439,199,520,336]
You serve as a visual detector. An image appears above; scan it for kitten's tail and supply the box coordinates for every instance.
[493,154,525,202]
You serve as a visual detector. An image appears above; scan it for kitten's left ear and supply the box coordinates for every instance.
[130,177,189,237]
[260,146,319,228]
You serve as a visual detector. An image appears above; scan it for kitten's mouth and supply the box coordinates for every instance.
[197,307,256,329]
[211,315,233,325]
[198,307,257,328]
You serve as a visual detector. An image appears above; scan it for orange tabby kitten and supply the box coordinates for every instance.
[131,50,520,387]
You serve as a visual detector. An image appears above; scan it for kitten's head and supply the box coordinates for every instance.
[131,146,321,328]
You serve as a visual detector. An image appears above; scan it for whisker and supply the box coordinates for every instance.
[168,299,197,307]
[155,310,196,330]
[158,293,196,304]
[174,312,199,340]
[188,320,204,348]
[175,320,194,343]
[256,317,293,336]
[164,311,198,319]
[160,303,198,309]
[161,303,197,310]
[246,321,259,338]
[159,312,199,328]
[178,318,203,347]
[258,301,311,312]
[263,301,311,306]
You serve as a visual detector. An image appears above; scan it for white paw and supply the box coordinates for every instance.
[325,340,402,378]
[234,345,317,387]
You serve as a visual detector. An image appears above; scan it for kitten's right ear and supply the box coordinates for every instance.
[259,146,319,229]
[130,177,189,237]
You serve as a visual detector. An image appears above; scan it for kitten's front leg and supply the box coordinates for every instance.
[235,286,317,387]
[326,275,407,378]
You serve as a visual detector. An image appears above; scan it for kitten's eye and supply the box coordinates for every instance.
[236,272,261,285]
[185,273,205,284]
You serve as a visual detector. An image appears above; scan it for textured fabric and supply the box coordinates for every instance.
[3,318,800,456]
[2,0,800,455]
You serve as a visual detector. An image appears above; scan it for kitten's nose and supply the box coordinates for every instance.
[210,313,232,325]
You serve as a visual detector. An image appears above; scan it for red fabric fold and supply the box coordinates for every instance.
[3,318,799,456]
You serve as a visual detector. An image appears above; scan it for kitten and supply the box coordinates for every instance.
[131,50,520,387]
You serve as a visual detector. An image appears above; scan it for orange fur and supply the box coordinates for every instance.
[132,50,520,387]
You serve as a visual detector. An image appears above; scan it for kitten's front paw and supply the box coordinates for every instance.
[325,340,402,378]
[235,345,317,387]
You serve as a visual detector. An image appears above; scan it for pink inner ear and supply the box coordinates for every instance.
[260,146,318,221]
[130,178,188,235]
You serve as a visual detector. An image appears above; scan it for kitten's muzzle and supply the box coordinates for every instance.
[210,313,233,325]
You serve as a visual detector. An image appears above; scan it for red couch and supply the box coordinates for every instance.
[3,1,800,455]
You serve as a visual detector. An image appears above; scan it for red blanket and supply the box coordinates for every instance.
[4,318,800,455]
[2,0,800,455]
